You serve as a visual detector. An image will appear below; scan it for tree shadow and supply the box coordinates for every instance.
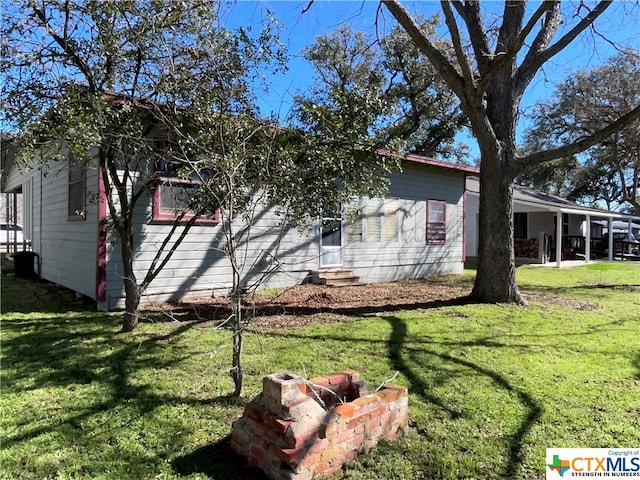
[1,308,246,478]
[383,315,543,479]
[168,294,474,324]
[171,435,269,480]
[1,274,97,313]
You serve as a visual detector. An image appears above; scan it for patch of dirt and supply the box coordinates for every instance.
[523,294,598,311]
[145,280,602,330]
[146,281,470,329]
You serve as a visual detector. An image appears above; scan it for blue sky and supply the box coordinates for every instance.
[226,1,640,161]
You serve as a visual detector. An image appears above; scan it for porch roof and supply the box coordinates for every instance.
[466,176,640,222]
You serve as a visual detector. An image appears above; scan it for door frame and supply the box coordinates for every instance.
[319,215,344,267]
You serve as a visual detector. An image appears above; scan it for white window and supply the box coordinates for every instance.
[362,197,399,243]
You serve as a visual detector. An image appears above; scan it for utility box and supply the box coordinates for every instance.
[13,251,38,280]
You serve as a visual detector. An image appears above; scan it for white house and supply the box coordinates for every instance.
[465,176,640,265]
[2,145,476,310]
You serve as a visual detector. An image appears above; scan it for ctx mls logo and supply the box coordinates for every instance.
[547,454,571,477]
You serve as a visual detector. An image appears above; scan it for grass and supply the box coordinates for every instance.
[1,262,639,479]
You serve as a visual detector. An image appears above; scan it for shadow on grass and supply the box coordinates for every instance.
[1,275,97,313]
[163,295,474,325]
[1,306,245,478]
[383,315,542,479]
[171,435,269,480]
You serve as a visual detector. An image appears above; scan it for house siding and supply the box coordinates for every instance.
[103,161,466,310]
[344,163,464,282]
[103,204,320,309]
[4,151,99,299]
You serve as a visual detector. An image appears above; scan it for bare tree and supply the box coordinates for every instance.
[381,1,640,303]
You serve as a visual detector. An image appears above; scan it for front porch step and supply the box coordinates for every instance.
[311,268,361,287]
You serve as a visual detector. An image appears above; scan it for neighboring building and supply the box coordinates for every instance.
[2,144,476,310]
[465,176,640,265]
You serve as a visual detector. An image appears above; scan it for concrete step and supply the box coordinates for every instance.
[311,268,360,286]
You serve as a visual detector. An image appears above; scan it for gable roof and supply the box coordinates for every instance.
[466,176,640,222]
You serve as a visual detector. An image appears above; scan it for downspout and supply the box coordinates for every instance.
[462,174,467,263]
[607,217,614,261]
[39,168,43,275]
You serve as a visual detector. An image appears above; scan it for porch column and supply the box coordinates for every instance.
[584,215,591,263]
[556,211,563,267]
[608,217,614,261]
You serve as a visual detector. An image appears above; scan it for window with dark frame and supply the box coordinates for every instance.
[151,140,219,224]
[514,212,528,239]
[152,177,219,224]
[426,199,446,245]
[68,160,86,220]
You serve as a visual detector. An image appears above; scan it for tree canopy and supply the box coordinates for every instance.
[519,49,640,214]
[294,18,468,163]
[381,0,640,304]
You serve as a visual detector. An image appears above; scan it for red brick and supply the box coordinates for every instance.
[343,449,359,462]
[333,402,356,418]
[365,417,381,431]
[341,369,359,381]
[308,376,329,388]
[323,420,338,437]
[319,445,342,463]
[307,437,330,454]
[334,429,355,445]
[376,388,403,403]
[347,434,365,451]
[386,398,408,412]
[352,395,380,414]
[322,464,343,477]
[326,372,350,387]
[365,438,379,451]
[384,430,400,440]
[270,445,304,464]
[264,412,292,435]
[313,461,332,475]
[297,452,321,469]
[244,402,266,421]
[285,426,321,448]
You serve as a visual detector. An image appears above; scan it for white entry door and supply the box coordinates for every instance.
[320,217,343,267]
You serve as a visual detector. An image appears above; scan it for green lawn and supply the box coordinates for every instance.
[1,263,639,479]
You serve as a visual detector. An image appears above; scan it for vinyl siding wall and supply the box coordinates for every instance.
[4,152,99,298]
[104,161,466,310]
[343,163,465,282]
[103,191,321,310]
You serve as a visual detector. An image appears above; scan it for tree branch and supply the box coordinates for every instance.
[381,0,465,98]
[516,105,640,168]
[517,1,612,94]
[452,1,492,76]
[28,0,98,92]
[440,1,475,89]
[478,1,555,97]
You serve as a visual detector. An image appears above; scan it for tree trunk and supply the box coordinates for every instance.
[120,237,141,332]
[470,170,524,303]
[231,296,244,398]
[122,278,141,332]
[470,148,526,305]
[230,278,244,397]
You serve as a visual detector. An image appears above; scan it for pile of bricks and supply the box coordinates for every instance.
[230,370,409,480]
